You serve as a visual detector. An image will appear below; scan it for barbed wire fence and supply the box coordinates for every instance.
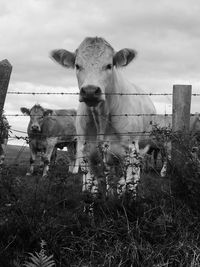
[0,60,199,175]
[5,91,200,143]
[6,91,200,96]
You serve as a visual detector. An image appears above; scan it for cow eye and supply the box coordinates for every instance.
[75,64,81,70]
[105,64,112,70]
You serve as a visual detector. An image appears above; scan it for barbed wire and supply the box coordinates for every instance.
[7,128,164,142]
[9,131,155,138]
[5,113,173,117]
[8,131,195,141]
[7,91,200,96]
[4,113,200,117]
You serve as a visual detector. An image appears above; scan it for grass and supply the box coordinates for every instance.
[0,145,200,266]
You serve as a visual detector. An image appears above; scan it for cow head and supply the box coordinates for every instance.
[51,37,137,107]
[21,105,53,133]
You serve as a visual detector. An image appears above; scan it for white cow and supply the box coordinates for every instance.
[51,37,156,200]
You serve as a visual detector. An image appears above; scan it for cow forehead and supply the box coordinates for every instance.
[30,105,44,116]
[76,37,114,64]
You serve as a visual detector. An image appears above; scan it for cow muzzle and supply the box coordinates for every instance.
[31,125,40,132]
[79,85,103,107]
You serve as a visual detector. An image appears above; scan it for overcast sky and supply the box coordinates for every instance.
[0,0,200,145]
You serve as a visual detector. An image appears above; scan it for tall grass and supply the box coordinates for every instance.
[0,157,200,266]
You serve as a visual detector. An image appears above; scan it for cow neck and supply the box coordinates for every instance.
[90,107,100,133]
[108,69,130,112]
[89,102,109,139]
[113,68,132,93]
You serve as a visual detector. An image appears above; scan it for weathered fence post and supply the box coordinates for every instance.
[0,59,12,117]
[172,84,192,171]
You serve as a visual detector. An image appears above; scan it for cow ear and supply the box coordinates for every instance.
[114,49,137,67]
[44,109,53,116]
[20,107,30,115]
[50,49,75,68]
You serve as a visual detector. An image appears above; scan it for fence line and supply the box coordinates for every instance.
[9,131,162,137]
[4,113,200,118]
[8,126,172,141]
[5,113,173,117]
[6,91,200,96]
[10,130,194,141]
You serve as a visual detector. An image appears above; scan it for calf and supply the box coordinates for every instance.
[21,104,77,177]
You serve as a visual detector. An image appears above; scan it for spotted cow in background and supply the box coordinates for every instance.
[51,37,156,200]
[188,113,200,164]
[146,113,200,176]
[142,114,172,172]
[21,105,77,177]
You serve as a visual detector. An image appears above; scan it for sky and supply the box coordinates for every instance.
[0,0,200,145]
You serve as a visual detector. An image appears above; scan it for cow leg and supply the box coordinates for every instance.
[160,139,172,177]
[68,161,75,173]
[67,141,78,173]
[71,139,82,174]
[0,145,5,166]
[160,153,171,177]
[72,156,80,174]
[42,138,58,177]
[81,158,98,195]
[76,140,98,216]
[143,153,151,172]
[71,140,80,174]
[100,141,114,197]
[50,147,57,165]
[26,147,37,176]
[153,148,159,170]
[160,146,169,177]
[81,156,98,217]
[160,160,167,177]
[117,142,141,199]
[0,139,8,166]
[74,139,96,194]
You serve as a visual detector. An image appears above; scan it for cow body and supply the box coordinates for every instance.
[0,115,9,166]
[51,37,156,199]
[142,115,172,171]
[146,113,200,176]
[21,105,77,177]
[190,113,200,147]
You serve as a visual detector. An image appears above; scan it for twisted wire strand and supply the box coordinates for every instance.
[8,132,193,142]
[7,91,200,96]
[5,113,200,117]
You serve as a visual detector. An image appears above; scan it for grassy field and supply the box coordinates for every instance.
[0,145,200,266]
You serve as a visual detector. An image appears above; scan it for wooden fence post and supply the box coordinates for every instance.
[0,59,12,117]
[172,84,192,171]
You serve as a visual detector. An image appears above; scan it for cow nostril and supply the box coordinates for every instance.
[80,86,101,98]
[32,125,39,130]
[80,88,86,96]
[95,87,101,95]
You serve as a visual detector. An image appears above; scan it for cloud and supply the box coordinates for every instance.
[0,0,199,146]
